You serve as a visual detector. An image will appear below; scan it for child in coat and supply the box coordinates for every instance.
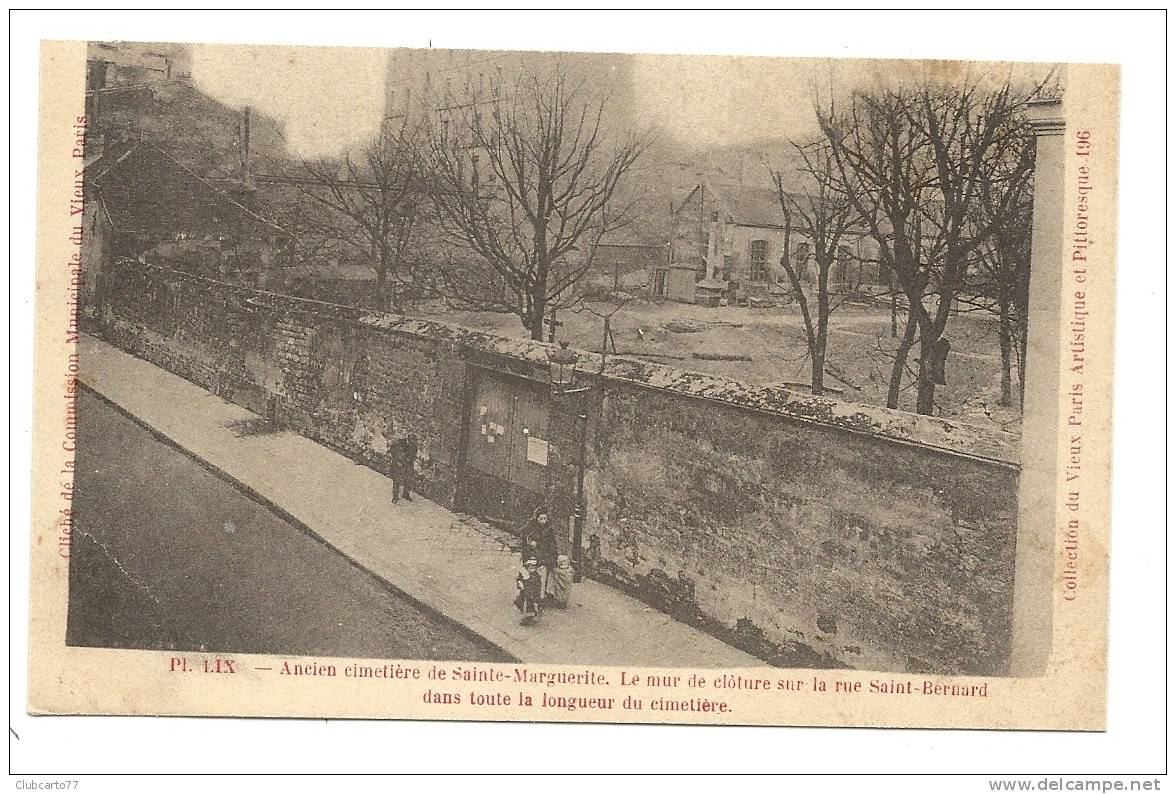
[515,559,543,626]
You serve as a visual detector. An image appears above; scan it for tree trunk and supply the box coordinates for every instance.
[913,299,942,416]
[916,346,936,415]
[373,238,387,312]
[530,223,553,340]
[812,285,830,395]
[385,257,398,313]
[810,345,825,395]
[887,311,918,409]
[529,289,547,341]
[998,295,1013,407]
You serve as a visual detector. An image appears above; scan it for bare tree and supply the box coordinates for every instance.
[817,80,1029,415]
[430,245,517,315]
[289,121,428,312]
[971,118,1034,408]
[770,141,862,395]
[427,63,649,340]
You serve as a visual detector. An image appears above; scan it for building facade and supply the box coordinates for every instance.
[587,231,666,297]
[383,48,646,313]
[85,41,287,184]
[87,40,193,88]
[383,48,636,135]
[656,180,889,306]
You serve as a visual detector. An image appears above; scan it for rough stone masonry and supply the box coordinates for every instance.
[92,258,1020,675]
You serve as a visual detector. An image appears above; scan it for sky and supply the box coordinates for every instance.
[632,54,829,148]
[190,43,1053,159]
[191,43,387,159]
[632,55,1054,149]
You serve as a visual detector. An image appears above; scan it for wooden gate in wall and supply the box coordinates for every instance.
[455,367,553,533]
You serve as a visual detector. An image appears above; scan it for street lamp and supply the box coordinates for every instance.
[546,341,590,582]
[547,341,581,395]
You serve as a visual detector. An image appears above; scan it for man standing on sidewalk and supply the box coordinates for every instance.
[391,433,418,503]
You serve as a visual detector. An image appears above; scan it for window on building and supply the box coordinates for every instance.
[793,242,811,281]
[748,239,769,281]
[836,245,853,283]
[856,240,884,285]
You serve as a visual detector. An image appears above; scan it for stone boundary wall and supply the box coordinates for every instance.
[94,259,1021,674]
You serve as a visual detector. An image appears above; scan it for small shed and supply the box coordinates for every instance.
[592,230,667,296]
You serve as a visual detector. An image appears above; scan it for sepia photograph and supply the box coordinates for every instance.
[11,6,1173,785]
[24,26,1122,736]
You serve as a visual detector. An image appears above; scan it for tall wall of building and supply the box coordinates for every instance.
[87,41,193,87]
[85,41,287,181]
[383,47,637,133]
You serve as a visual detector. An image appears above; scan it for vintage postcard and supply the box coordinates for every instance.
[27,38,1118,730]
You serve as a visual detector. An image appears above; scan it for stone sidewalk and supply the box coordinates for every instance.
[78,334,761,668]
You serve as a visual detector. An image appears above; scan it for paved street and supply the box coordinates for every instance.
[68,388,512,662]
[78,333,761,668]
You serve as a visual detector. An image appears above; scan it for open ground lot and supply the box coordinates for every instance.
[418,298,1022,434]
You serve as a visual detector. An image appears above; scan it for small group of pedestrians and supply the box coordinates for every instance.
[383,432,578,628]
[514,507,574,626]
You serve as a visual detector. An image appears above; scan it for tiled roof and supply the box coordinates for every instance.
[706,182,787,228]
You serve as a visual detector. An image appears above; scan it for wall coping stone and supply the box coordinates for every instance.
[136,261,1022,468]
